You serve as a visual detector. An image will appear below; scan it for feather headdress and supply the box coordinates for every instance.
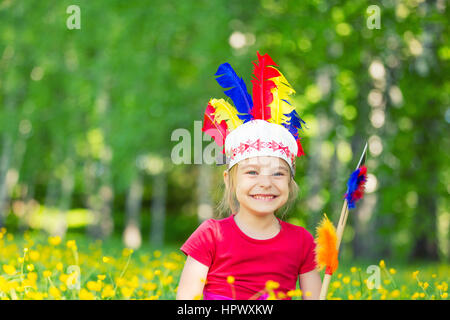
[202,51,306,159]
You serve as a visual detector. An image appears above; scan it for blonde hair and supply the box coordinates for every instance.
[215,160,299,220]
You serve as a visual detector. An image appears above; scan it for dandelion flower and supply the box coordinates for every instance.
[227,276,235,284]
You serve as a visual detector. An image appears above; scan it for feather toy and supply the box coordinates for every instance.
[318,143,368,300]
[344,165,368,209]
[315,214,339,275]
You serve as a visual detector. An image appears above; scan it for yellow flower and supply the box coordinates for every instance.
[97,274,106,281]
[419,292,425,298]
[383,279,391,285]
[29,250,40,261]
[350,267,357,273]
[342,276,350,284]
[143,283,157,291]
[49,286,61,299]
[79,288,95,300]
[26,264,35,272]
[101,284,115,299]
[153,250,162,258]
[390,289,400,298]
[115,277,127,287]
[379,260,385,268]
[102,256,111,263]
[48,236,61,246]
[66,240,77,250]
[332,281,341,289]
[422,282,429,290]
[121,287,134,298]
[352,280,361,287]
[412,270,420,280]
[441,293,448,299]
[154,270,161,276]
[265,280,279,290]
[27,272,38,282]
[56,262,63,272]
[389,268,396,275]
[87,281,102,292]
[277,291,286,299]
[122,248,134,257]
[18,257,24,264]
[227,276,235,284]
[411,292,419,299]
[59,274,69,284]
[161,276,173,286]
[43,270,52,278]
[2,264,16,275]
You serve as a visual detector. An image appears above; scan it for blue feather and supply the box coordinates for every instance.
[281,109,307,142]
[287,110,306,131]
[215,63,253,123]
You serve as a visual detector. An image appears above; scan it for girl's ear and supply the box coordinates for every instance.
[223,170,229,189]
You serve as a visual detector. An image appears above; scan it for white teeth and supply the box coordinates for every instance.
[252,195,275,200]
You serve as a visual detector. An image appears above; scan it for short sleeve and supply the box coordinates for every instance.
[299,229,317,274]
[180,219,216,268]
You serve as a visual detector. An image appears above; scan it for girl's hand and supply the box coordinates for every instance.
[176,255,209,300]
[299,269,322,300]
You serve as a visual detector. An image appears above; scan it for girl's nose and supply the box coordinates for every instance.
[257,174,273,186]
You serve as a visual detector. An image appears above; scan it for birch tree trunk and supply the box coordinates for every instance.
[123,174,143,249]
[150,168,167,247]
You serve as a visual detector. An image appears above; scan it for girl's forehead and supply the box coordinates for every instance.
[238,157,289,170]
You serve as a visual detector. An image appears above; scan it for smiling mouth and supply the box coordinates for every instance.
[250,194,278,201]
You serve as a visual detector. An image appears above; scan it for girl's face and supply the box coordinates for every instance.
[225,156,291,217]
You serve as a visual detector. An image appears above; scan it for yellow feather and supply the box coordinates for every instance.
[314,213,339,274]
[267,67,296,125]
[209,98,243,131]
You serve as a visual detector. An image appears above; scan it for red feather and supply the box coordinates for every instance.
[296,138,305,157]
[251,52,280,121]
[202,102,229,153]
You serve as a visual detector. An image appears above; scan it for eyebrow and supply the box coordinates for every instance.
[240,164,289,172]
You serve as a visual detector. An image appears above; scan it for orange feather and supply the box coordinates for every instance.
[314,214,339,275]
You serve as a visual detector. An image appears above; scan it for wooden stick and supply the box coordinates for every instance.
[319,273,332,300]
[319,199,349,300]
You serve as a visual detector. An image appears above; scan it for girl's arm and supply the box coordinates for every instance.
[176,255,209,300]
[298,269,322,300]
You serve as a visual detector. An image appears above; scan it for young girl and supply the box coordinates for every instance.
[176,52,322,300]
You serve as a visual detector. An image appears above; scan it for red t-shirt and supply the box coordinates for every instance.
[180,214,317,300]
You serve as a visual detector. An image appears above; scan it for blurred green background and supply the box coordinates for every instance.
[0,0,448,266]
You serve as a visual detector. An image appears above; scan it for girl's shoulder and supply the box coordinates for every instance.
[196,215,233,233]
[279,219,315,241]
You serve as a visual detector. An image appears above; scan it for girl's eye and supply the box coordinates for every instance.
[246,171,258,175]
[273,172,285,176]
